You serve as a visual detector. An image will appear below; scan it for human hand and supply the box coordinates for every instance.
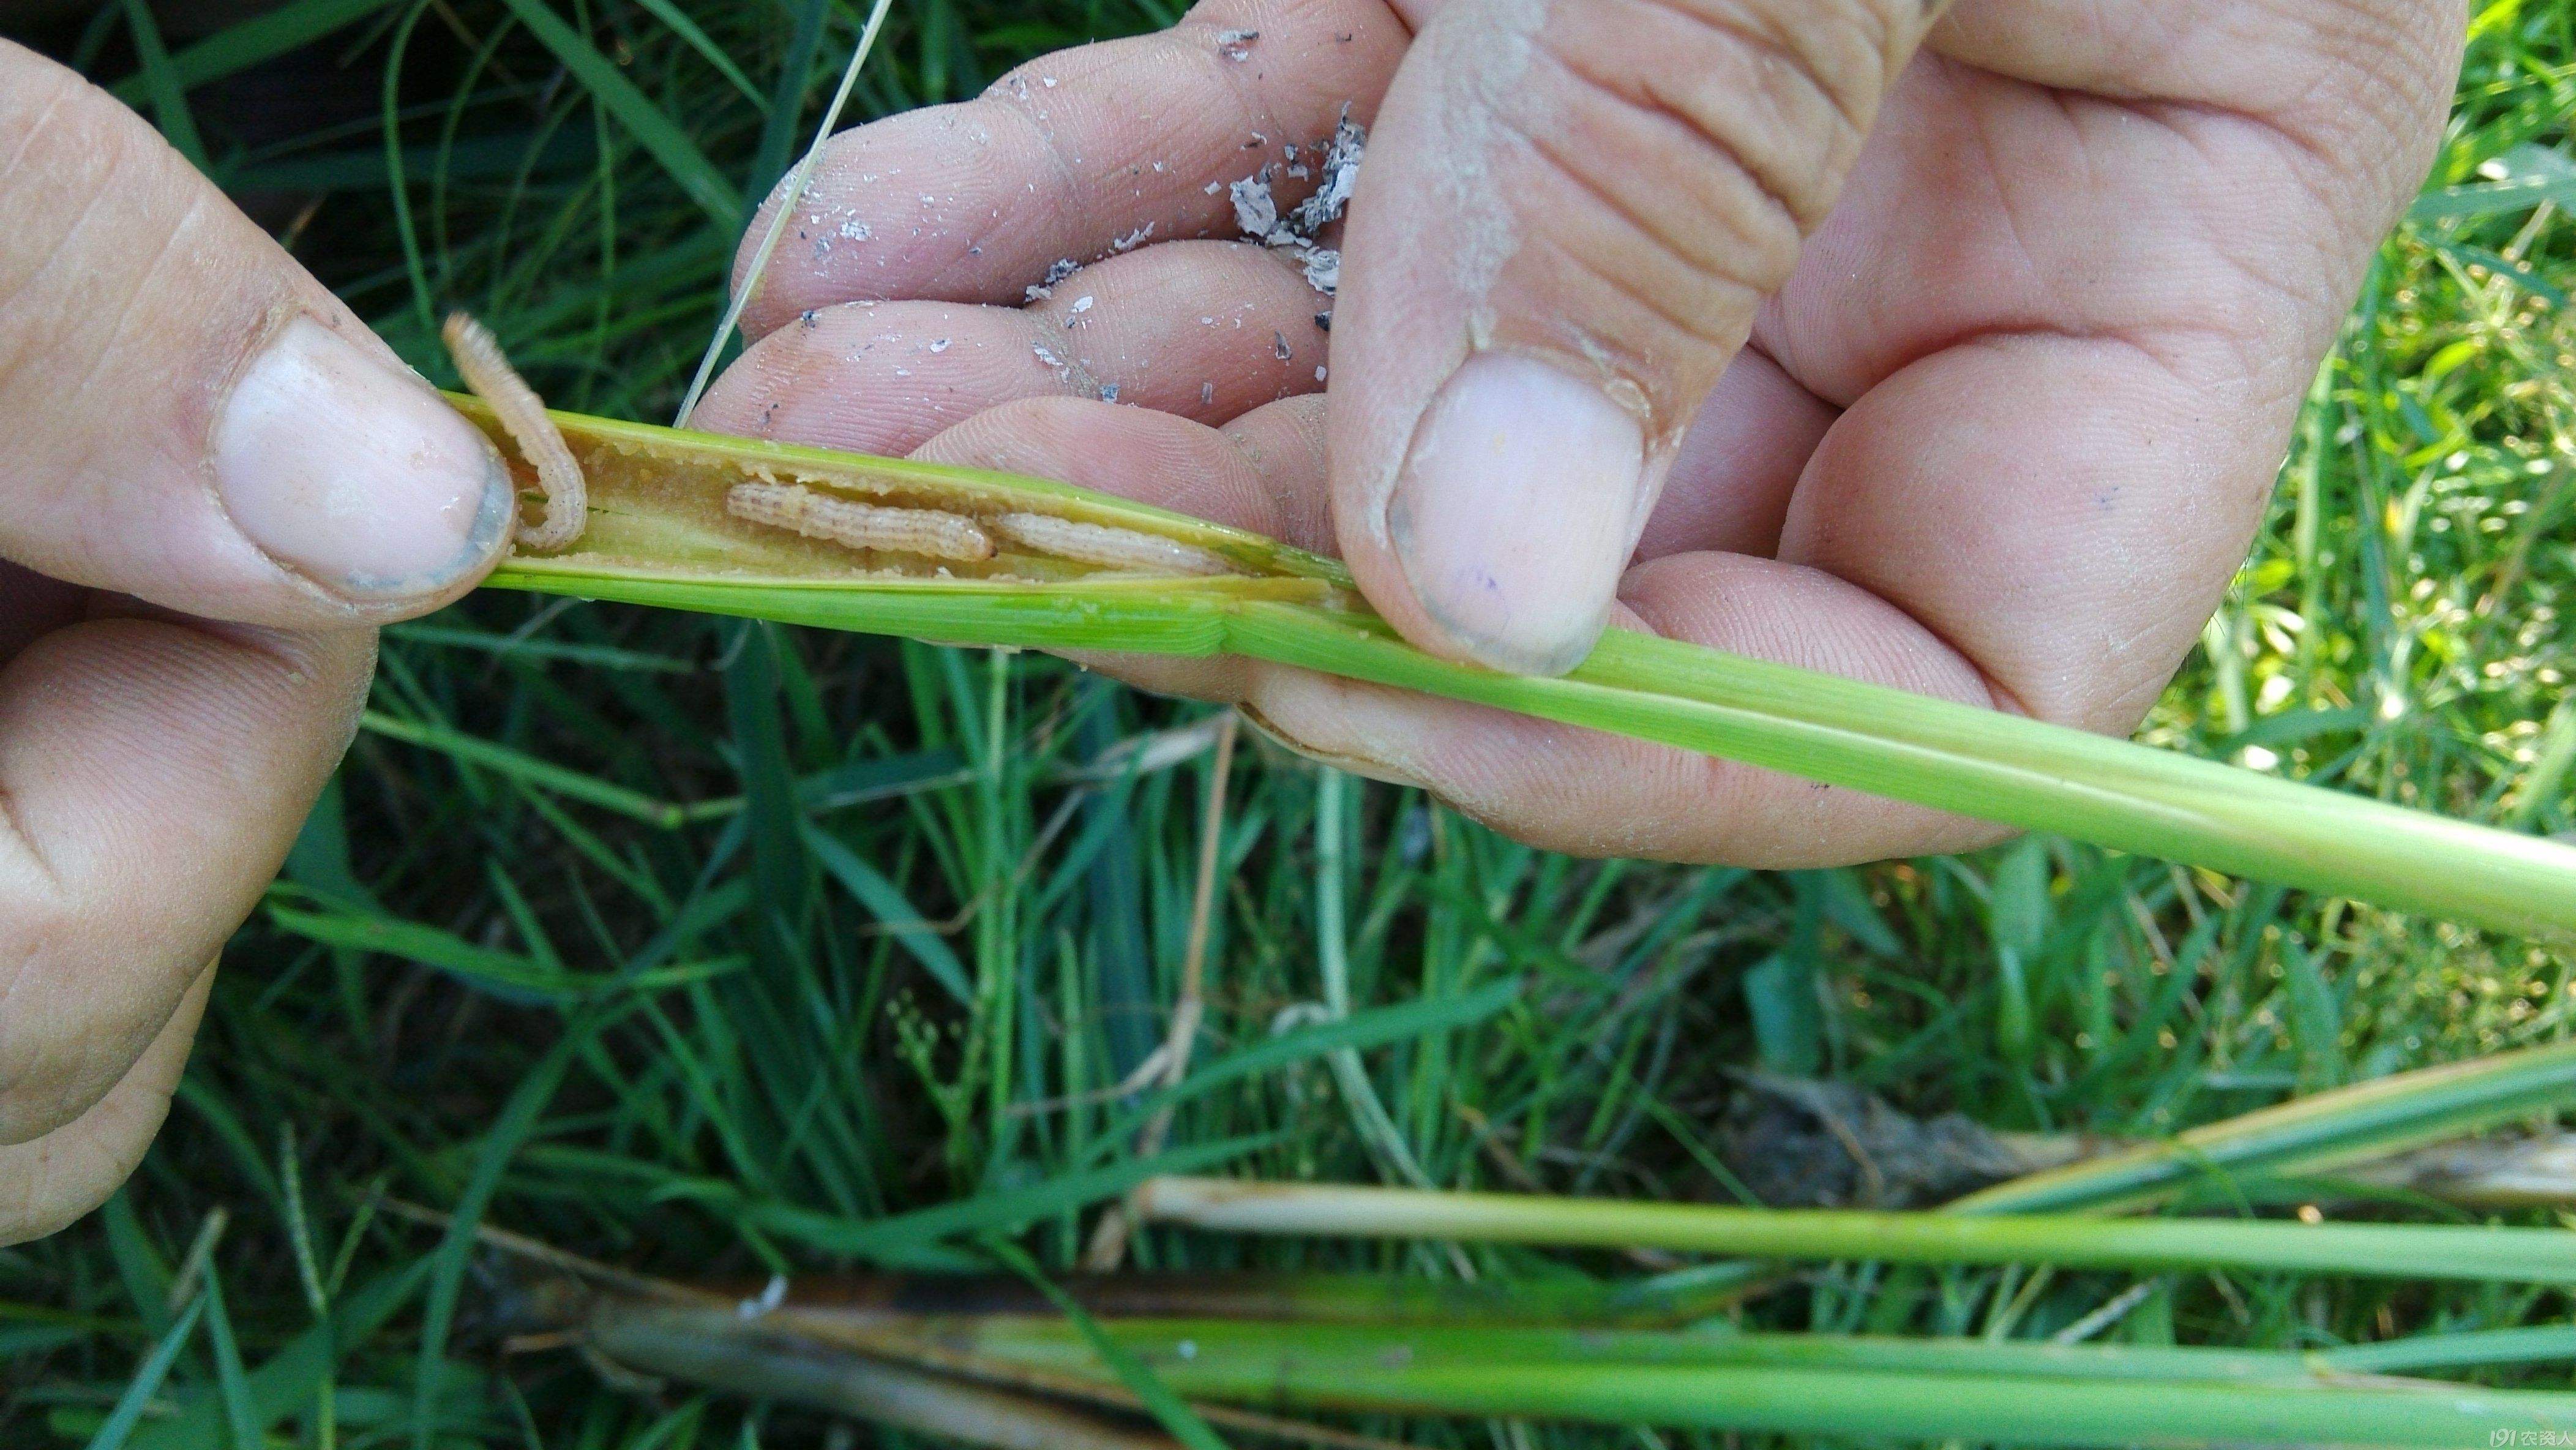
[0,44,512,1242]
[698,0,2462,863]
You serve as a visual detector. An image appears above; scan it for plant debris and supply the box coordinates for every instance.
[1715,1073,2070,1208]
[1024,255,1080,302]
[1227,105,1366,297]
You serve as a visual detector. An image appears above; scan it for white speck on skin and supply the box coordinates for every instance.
[929,338,951,353]
[1229,173,1279,238]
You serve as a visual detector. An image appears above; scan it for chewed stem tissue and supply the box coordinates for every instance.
[443,312,587,552]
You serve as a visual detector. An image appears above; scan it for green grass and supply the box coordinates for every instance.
[3,1,2573,1447]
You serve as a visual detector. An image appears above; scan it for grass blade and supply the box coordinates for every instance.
[108,0,400,105]
[1958,1035,2576,1214]
[118,0,208,170]
[1130,1176,2576,1285]
[489,0,741,226]
[80,1293,206,1450]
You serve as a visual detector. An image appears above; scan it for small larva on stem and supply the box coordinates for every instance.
[443,312,587,552]
[989,513,1236,576]
[727,482,995,562]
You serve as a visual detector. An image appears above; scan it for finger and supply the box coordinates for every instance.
[1784,335,2268,733]
[0,614,372,1145]
[1635,345,1838,560]
[1328,0,1952,674]
[0,958,209,1247]
[1743,0,2457,734]
[733,1,1407,336]
[0,44,511,629]
[1934,0,2462,163]
[695,241,1335,456]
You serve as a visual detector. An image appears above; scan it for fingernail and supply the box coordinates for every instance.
[1388,352,1646,675]
[214,317,511,598]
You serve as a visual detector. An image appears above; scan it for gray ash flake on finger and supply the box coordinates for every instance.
[1024,255,1081,303]
[1229,172,1280,238]
[1215,28,1259,60]
[1221,105,1368,299]
[1289,107,1368,236]
[1065,295,1096,327]
[1273,331,1294,361]
[1202,381,1216,406]
[1110,222,1157,253]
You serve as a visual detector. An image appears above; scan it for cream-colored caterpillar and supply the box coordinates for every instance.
[442,312,586,552]
[725,482,995,562]
[988,513,1235,576]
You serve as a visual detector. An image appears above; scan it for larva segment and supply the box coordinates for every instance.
[443,313,588,552]
[726,483,995,562]
[989,513,1236,576]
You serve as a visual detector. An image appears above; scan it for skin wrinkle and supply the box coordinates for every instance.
[1705,0,1914,85]
[0,63,77,193]
[1513,108,1774,356]
[60,186,210,412]
[1608,0,1886,228]
[1524,43,1808,284]
[0,132,134,408]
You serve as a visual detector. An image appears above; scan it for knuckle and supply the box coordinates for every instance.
[1547,0,1912,228]
[1479,0,1926,408]
[0,62,230,441]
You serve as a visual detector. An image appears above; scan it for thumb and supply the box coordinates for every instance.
[0,43,511,628]
[1329,0,1947,674]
